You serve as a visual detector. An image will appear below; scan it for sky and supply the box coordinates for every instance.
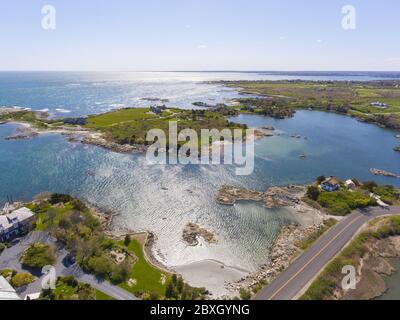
[0,0,399,71]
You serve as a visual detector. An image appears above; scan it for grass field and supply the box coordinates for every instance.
[85,107,246,146]
[118,239,170,297]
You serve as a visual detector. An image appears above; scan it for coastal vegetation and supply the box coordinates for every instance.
[301,215,400,300]
[20,243,57,269]
[40,276,111,300]
[296,219,337,250]
[217,80,400,129]
[305,178,400,216]
[28,193,207,300]
[84,107,246,147]
[0,269,36,288]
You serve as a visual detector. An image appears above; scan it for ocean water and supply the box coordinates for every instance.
[1,71,399,117]
[0,72,399,271]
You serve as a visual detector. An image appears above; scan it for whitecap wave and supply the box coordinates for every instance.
[55,108,71,113]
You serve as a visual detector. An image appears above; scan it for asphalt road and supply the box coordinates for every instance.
[254,206,400,300]
[0,231,138,300]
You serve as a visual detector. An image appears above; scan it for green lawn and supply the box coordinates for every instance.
[95,289,114,300]
[85,108,157,128]
[118,239,170,297]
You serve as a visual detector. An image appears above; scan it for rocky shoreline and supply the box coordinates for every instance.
[227,223,324,293]
[217,184,328,294]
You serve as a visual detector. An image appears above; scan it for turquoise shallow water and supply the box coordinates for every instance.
[0,72,399,271]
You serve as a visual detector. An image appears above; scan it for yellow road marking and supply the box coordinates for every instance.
[267,214,364,300]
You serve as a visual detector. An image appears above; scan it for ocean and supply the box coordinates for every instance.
[0,71,399,273]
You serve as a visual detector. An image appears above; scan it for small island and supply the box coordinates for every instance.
[182,223,217,247]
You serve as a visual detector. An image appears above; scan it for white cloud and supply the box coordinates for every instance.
[197,44,208,49]
[316,39,323,43]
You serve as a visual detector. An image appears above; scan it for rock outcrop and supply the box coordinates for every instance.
[217,184,304,209]
[182,223,217,246]
[216,185,263,205]
[370,168,400,178]
[5,127,39,140]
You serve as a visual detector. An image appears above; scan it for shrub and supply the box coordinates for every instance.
[307,186,320,201]
[0,243,6,254]
[49,193,74,205]
[317,190,375,216]
[239,288,251,300]
[10,272,36,288]
[361,181,378,192]
[21,243,56,269]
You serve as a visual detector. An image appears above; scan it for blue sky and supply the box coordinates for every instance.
[0,0,399,71]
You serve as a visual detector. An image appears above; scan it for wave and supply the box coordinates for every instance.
[55,108,71,113]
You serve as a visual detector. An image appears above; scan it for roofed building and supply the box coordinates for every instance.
[0,207,35,242]
[320,176,340,192]
[0,276,21,300]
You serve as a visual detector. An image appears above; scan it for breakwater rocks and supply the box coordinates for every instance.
[217,185,304,208]
[370,168,400,178]
[182,223,217,246]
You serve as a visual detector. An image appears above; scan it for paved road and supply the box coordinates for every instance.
[255,206,400,300]
[0,231,138,300]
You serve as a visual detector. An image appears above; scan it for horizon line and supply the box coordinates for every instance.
[1,70,400,73]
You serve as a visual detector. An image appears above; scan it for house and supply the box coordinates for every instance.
[0,276,21,300]
[150,105,166,115]
[63,117,87,126]
[345,179,356,190]
[0,207,35,242]
[370,101,388,109]
[320,177,340,192]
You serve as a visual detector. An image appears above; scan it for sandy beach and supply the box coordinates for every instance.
[174,259,249,298]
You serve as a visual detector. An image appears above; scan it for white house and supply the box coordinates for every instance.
[345,180,356,190]
[370,101,388,109]
[0,207,35,242]
[0,276,21,300]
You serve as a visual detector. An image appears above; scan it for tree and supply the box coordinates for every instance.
[307,186,320,201]
[87,255,113,277]
[165,282,175,299]
[316,176,326,184]
[362,181,378,192]
[124,235,131,247]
